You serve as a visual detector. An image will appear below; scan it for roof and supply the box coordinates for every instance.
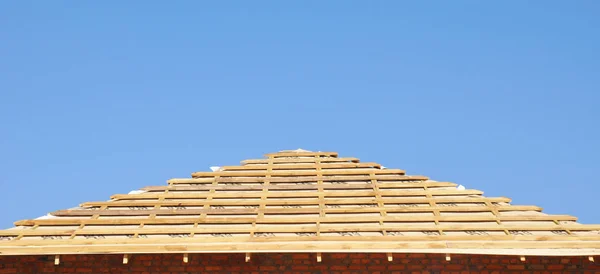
[1,149,599,256]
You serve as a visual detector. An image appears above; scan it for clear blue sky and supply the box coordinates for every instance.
[1,1,599,228]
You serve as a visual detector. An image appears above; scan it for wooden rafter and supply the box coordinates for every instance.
[1,149,599,256]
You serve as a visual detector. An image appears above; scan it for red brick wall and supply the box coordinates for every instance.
[0,253,597,274]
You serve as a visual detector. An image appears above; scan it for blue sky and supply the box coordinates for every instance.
[0,1,599,228]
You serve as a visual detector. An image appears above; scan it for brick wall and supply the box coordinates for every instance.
[0,253,597,274]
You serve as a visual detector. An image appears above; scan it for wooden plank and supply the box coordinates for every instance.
[110,189,483,200]
[14,223,38,241]
[264,151,338,158]
[15,214,577,227]
[191,169,406,178]
[258,156,274,218]
[485,200,510,235]
[444,241,600,249]
[168,175,429,185]
[369,172,387,236]
[81,196,511,208]
[553,219,572,235]
[68,224,84,239]
[242,157,360,165]
[4,235,600,247]
[5,224,599,237]
[149,182,170,219]
[223,162,381,171]
[326,205,543,214]
[142,181,456,192]
[54,205,543,217]
[2,240,600,256]
[316,157,324,236]
[424,185,442,234]
[200,174,220,219]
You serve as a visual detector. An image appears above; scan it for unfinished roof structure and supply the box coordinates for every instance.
[1,149,599,258]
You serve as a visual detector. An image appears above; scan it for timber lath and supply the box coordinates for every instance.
[1,149,599,257]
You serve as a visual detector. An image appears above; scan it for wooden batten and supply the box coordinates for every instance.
[264,151,338,158]
[1,149,599,258]
[191,168,406,178]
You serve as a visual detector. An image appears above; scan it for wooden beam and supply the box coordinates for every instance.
[241,157,360,165]
[1,240,600,255]
[15,213,577,227]
[143,181,456,192]
[81,196,509,208]
[222,162,381,171]
[53,205,544,217]
[424,185,442,234]
[202,174,219,220]
[4,235,600,248]
[4,224,599,237]
[258,156,273,219]
[370,172,388,238]
[191,169,406,178]
[168,175,428,184]
[264,151,338,158]
[109,189,483,200]
[485,200,509,235]
[316,156,324,238]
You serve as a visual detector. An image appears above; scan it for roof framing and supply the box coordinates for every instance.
[1,149,599,256]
